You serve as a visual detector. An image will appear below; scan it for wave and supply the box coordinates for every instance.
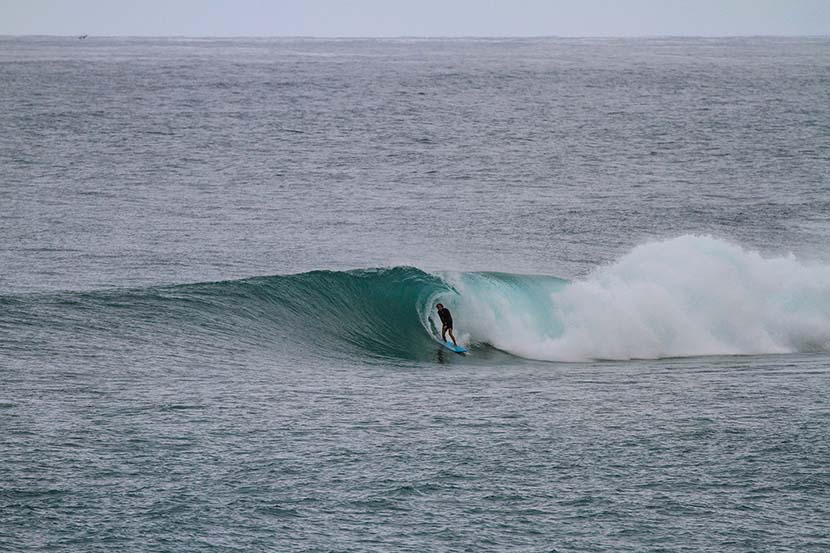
[4,235,830,363]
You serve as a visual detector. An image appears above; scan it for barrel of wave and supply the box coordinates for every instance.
[421,271,569,356]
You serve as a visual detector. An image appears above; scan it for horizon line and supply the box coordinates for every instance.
[2,33,830,40]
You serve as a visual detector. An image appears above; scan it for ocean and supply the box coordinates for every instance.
[2,36,829,551]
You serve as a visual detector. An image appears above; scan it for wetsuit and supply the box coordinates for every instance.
[438,307,453,329]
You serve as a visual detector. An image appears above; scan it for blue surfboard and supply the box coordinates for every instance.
[441,340,468,354]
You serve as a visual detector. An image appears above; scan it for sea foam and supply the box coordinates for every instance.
[446,235,830,361]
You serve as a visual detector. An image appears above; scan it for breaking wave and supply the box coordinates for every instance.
[5,235,830,363]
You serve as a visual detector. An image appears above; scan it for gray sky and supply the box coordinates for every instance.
[1,0,829,37]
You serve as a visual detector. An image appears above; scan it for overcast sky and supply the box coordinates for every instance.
[2,0,829,37]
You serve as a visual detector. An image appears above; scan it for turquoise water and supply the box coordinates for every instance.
[2,37,830,551]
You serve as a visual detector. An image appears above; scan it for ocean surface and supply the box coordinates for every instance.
[2,36,830,552]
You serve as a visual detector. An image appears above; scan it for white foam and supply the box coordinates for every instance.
[450,235,830,361]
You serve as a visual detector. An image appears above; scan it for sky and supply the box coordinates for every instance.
[1,0,829,37]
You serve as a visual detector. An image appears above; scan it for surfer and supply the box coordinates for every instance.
[436,303,457,346]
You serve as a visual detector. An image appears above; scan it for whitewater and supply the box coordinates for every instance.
[447,235,830,361]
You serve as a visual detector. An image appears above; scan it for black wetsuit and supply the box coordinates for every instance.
[438,307,453,329]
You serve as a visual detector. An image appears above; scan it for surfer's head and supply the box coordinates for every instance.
[436,303,443,310]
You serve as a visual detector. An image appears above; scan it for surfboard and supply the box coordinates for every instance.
[441,340,468,354]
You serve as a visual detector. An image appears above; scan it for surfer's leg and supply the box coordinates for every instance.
[448,328,457,346]
[441,325,447,341]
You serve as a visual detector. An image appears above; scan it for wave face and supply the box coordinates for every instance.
[133,267,452,362]
[1,267,454,363]
[5,235,830,363]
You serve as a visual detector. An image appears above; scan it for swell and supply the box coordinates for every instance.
[4,235,830,363]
